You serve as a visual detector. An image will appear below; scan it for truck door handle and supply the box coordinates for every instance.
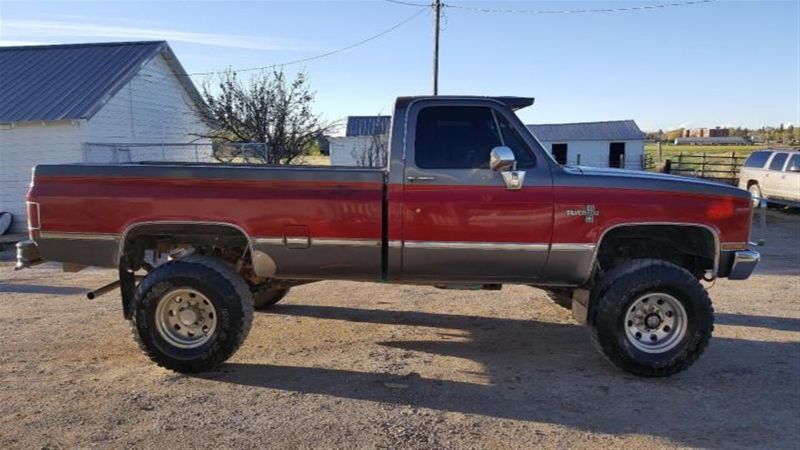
[407,176,436,182]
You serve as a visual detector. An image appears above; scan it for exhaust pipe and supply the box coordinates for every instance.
[86,275,144,300]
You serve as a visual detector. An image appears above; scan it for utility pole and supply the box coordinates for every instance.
[433,0,441,95]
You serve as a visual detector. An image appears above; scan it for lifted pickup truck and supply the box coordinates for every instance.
[19,96,759,377]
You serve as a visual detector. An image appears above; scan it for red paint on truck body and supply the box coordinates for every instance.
[30,176,384,239]
[30,175,751,246]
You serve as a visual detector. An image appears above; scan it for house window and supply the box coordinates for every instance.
[609,142,626,168]
[551,143,568,165]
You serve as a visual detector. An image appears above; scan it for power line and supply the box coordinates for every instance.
[188,6,428,77]
[384,0,431,7]
[443,0,716,15]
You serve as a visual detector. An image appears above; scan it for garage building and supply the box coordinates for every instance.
[527,120,645,169]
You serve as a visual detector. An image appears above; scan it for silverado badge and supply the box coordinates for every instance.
[565,204,599,223]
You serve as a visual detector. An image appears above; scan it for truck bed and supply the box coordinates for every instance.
[30,163,387,279]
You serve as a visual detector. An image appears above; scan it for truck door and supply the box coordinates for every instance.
[399,100,553,282]
[764,152,788,197]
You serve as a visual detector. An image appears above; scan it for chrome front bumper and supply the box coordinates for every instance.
[727,249,760,280]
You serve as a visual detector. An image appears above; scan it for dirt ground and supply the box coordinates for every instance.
[1,212,798,449]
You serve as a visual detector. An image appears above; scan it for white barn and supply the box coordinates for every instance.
[328,116,391,166]
[0,41,211,232]
[527,120,645,169]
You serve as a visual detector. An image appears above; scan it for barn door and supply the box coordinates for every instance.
[609,142,625,168]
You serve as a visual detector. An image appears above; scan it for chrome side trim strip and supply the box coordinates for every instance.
[39,231,120,241]
[404,241,549,251]
[312,238,381,247]
[253,237,382,248]
[253,237,284,246]
[550,243,596,252]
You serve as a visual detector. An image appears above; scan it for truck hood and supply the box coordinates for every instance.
[561,165,751,200]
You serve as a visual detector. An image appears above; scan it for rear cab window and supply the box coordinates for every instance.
[768,153,788,171]
[744,151,771,168]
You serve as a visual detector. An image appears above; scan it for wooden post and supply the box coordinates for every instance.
[576,153,581,165]
[730,151,736,183]
[700,152,706,178]
[620,153,625,169]
[677,152,683,172]
[658,141,663,162]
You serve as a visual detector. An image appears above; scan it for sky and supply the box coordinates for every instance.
[0,0,798,131]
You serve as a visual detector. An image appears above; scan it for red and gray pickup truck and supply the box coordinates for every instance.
[18,96,760,377]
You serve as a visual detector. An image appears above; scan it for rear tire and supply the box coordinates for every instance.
[130,256,254,373]
[589,259,713,377]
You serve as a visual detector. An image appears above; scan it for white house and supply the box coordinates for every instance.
[527,120,645,169]
[0,41,211,232]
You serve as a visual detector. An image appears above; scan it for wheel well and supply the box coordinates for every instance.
[120,223,251,272]
[747,180,758,188]
[596,225,717,279]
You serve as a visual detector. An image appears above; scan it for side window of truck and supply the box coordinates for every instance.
[768,153,788,171]
[786,154,800,171]
[415,106,502,169]
[744,151,771,168]
[495,113,537,168]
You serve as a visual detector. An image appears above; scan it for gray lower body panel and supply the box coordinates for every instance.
[541,244,596,285]
[399,241,549,283]
[36,233,120,268]
[253,238,382,281]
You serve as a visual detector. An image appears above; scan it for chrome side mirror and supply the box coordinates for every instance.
[490,146,516,171]
[490,146,525,190]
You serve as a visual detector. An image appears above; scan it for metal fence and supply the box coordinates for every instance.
[83,142,268,164]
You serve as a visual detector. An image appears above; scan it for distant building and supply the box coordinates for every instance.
[329,116,391,166]
[0,41,210,232]
[683,127,730,138]
[527,120,645,168]
[674,137,748,145]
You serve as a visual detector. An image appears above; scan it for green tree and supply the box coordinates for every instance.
[200,69,334,164]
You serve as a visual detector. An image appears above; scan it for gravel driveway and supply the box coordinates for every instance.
[1,212,798,449]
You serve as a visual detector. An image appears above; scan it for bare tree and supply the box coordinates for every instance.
[351,119,389,168]
[200,69,333,164]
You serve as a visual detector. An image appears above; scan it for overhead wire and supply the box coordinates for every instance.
[187,5,429,77]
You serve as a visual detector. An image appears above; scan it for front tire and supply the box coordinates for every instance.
[130,256,254,373]
[590,259,713,377]
[748,183,762,208]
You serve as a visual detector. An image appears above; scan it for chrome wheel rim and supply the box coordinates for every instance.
[624,292,687,354]
[155,288,217,349]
